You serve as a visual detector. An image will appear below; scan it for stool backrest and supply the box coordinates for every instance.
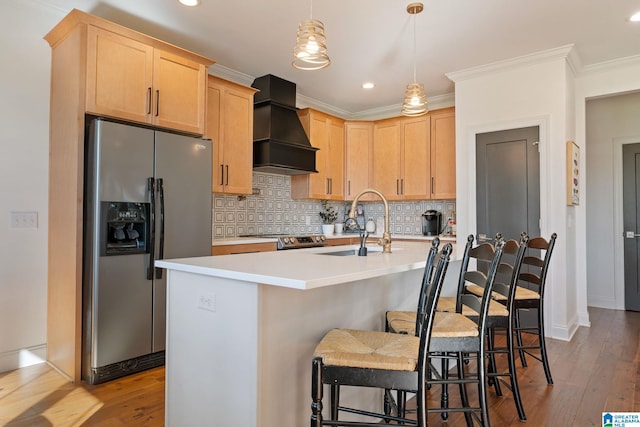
[414,238,441,336]
[493,235,529,312]
[417,242,453,361]
[453,234,476,312]
[461,239,506,335]
[518,233,557,298]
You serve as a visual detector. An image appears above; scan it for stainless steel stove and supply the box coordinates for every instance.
[240,234,327,250]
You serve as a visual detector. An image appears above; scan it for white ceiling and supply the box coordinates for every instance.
[40,0,640,117]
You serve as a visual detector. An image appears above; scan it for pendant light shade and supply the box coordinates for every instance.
[292,1,330,70]
[402,83,428,116]
[402,2,428,116]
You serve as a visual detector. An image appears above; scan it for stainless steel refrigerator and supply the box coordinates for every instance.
[83,118,212,384]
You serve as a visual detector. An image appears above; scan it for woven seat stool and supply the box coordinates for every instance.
[311,244,455,426]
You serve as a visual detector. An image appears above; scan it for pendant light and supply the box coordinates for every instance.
[401,2,428,116]
[292,0,330,70]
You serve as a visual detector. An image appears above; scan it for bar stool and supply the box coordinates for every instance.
[512,233,557,384]
[464,235,529,421]
[310,243,454,426]
[320,240,505,426]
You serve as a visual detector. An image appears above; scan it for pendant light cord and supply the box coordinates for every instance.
[412,12,417,84]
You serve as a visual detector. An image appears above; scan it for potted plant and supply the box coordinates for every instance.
[319,200,338,236]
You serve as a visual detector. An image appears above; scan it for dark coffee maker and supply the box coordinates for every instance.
[421,210,442,236]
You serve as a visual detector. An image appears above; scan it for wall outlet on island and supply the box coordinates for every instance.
[197,293,216,312]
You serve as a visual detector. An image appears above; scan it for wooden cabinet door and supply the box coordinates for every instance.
[207,82,223,192]
[430,109,456,199]
[308,112,330,198]
[292,109,343,200]
[327,117,345,199]
[401,116,430,200]
[86,26,153,124]
[153,49,206,134]
[344,122,374,201]
[207,76,255,195]
[372,118,402,201]
[222,86,254,194]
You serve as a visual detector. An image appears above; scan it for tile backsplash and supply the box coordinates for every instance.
[213,172,456,239]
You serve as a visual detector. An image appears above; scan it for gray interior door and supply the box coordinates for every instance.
[623,143,640,311]
[476,127,541,327]
[476,126,541,242]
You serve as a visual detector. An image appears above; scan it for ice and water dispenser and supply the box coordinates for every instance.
[100,202,149,255]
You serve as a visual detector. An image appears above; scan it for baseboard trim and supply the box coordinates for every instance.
[549,312,580,342]
[0,344,47,373]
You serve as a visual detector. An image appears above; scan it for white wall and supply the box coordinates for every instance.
[0,1,66,371]
[577,60,640,310]
[448,46,581,340]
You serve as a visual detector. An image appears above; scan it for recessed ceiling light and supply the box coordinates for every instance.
[631,11,640,22]
[362,82,375,89]
[178,0,199,6]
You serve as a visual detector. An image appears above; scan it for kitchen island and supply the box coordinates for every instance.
[156,241,457,427]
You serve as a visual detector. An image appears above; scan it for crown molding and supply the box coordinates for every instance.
[344,92,456,121]
[26,0,67,14]
[208,64,256,88]
[578,54,640,76]
[446,44,576,83]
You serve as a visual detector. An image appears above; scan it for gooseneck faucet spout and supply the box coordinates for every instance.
[349,188,392,253]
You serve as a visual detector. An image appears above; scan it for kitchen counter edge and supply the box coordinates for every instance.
[158,241,458,291]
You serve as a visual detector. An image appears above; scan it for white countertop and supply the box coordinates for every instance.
[157,241,457,291]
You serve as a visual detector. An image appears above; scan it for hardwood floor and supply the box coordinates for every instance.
[0,307,637,426]
[0,365,164,426]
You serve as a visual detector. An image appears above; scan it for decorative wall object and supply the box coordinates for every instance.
[566,140,580,205]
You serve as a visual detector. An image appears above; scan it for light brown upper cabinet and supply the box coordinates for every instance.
[292,109,345,200]
[429,108,456,199]
[372,116,429,201]
[371,108,455,201]
[372,118,401,200]
[207,76,257,195]
[399,115,432,199]
[44,9,213,382]
[344,121,375,201]
[85,26,207,135]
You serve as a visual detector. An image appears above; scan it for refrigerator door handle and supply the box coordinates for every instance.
[147,177,155,280]
[155,178,165,279]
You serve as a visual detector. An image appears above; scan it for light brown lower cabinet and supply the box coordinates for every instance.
[212,242,277,255]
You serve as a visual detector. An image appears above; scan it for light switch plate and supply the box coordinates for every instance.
[10,211,38,228]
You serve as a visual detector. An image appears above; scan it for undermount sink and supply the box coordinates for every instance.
[318,246,398,256]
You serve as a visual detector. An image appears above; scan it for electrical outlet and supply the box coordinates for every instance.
[10,211,38,229]
[197,293,216,312]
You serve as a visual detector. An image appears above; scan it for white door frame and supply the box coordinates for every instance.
[613,136,640,310]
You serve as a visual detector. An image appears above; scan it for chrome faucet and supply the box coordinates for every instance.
[348,188,392,253]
